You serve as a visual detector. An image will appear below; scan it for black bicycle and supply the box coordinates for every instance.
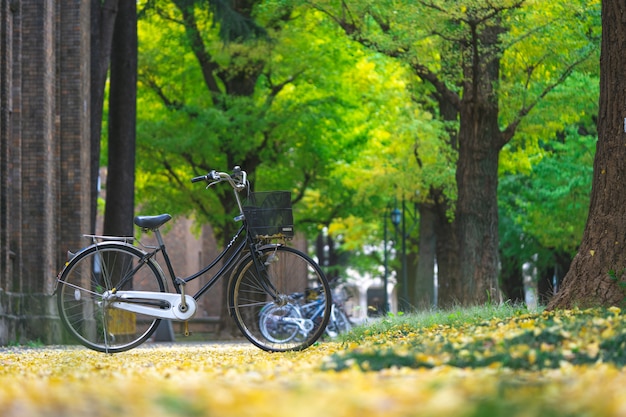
[55,167,331,353]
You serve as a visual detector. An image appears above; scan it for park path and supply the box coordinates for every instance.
[0,341,625,416]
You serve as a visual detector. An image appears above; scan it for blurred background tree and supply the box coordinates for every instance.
[100,0,603,310]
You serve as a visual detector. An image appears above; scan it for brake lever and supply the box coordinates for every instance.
[233,171,247,191]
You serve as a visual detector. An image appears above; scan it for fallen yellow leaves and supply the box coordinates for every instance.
[0,308,626,416]
[0,346,624,417]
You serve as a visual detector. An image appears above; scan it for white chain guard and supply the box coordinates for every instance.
[103,290,197,321]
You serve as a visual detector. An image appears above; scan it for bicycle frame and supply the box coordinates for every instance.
[301,298,326,323]
[163,224,249,301]
[107,183,282,322]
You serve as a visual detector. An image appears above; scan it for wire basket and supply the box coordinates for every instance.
[243,191,294,239]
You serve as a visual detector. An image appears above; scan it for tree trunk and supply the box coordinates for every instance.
[456,124,501,304]
[548,0,626,309]
[414,203,436,309]
[435,204,461,308]
[90,0,118,233]
[406,250,419,309]
[431,95,460,308]
[103,0,136,237]
[454,22,504,305]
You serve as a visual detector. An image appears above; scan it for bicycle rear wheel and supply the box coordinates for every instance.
[229,245,331,352]
[56,242,166,353]
[326,305,352,338]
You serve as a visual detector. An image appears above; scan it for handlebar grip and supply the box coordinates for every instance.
[191,170,222,183]
[191,175,207,183]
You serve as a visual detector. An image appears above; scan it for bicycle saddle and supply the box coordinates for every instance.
[134,214,172,230]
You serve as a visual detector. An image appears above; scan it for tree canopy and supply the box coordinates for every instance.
[129,0,601,307]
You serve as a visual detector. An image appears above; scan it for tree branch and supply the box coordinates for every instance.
[140,73,183,110]
[162,155,212,220]
[411,61,462,110]
[500,47,597,147]
[172,0,222,98]
[264,69,305,108]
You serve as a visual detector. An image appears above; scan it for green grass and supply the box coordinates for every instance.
[327,304,626,371]
[341,302,530,344]
[6,339,44,349]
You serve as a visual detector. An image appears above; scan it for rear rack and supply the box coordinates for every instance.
[83,234,135,244]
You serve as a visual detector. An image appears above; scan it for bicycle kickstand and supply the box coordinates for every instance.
[175,278,191,337]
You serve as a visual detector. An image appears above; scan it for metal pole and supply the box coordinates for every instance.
[401,199,408,310]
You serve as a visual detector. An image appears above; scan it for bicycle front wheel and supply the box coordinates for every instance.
[229,245,331,352]
[56,242,166,353]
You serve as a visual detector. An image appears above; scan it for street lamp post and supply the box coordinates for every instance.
[383,210,389,315]
[401,200,408,310]
[390,207,402,230]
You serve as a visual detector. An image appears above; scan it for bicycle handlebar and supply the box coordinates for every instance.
[190,166,247,191]
[190,171,220,183]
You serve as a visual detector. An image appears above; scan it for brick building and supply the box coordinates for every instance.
[0,1,311,345]
[0,1,91,344]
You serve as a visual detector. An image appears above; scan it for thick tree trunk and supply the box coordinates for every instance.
[103,0,136,237]
[548,0,626,309]
[456,122,501,304]
[454,22,504,305]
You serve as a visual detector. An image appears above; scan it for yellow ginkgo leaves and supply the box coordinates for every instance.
[1,308,626,417]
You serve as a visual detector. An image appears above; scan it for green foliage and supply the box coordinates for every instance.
[498,0,600,130]
[135,1,283,234]
[499,122,596,282]
[133,0,601,283]
[156,395,204,417]
[607,269,626,305]
[608,269,626,289]
[135,1,438,251]
[6,339,44,349]
[279,0,600,280]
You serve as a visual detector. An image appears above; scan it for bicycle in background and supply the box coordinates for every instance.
[325,280,353,338]
[258,278,353,342]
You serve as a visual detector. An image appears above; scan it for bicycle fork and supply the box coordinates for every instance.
[249,244,283,303]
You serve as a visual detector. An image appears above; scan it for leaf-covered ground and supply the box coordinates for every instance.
[2,308,626,417]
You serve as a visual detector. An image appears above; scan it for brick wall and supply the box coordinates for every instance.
[0,0,91,344]
[0,0,12,293]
